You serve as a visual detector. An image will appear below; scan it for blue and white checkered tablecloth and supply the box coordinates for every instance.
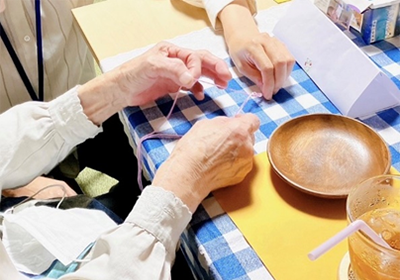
[119,29,400,279]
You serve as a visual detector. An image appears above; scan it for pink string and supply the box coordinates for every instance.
[136,78,262,191]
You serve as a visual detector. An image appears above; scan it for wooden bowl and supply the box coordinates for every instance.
[267,114,391,198]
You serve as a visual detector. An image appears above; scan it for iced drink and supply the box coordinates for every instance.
[347,175,400,280]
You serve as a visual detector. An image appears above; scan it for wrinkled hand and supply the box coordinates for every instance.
[152,113,260,212]
[1,176,77,199]
[112,41,232,106]
[227,31,295,100]
[79,42,232,125]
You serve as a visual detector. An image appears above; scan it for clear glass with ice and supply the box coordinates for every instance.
[347,174,400,279]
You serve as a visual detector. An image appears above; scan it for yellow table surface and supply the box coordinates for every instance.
[214,152,349,280]
[214,153,399,280]
[72,0,279,63]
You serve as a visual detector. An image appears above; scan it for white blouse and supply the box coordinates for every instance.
[0,88,192,280]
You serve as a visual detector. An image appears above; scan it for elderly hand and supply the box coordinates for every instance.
[218,1,295,100]
[152,113,260,213]
[78,41,232,125]
[117,41,232,105]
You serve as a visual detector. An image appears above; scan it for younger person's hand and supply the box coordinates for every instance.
[227,31,295,100]
[218,0,295,100]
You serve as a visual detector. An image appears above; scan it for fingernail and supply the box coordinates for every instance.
[179,72,194,86]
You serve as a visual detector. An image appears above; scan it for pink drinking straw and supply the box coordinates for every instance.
[308,219,391,261]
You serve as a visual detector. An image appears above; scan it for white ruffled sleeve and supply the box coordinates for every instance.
[0,86,101,191]
[59,186,192,280]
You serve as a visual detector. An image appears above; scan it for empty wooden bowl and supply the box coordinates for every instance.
[267,114,391,198]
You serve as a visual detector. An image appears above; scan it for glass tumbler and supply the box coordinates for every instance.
[346,174,400,280]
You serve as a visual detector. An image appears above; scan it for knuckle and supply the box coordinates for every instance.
[260,63,274,74]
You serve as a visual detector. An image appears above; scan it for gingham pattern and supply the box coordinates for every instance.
[120,31,400,279]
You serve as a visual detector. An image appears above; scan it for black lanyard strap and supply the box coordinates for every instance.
[0,0,44,101]
[35,0,43,101]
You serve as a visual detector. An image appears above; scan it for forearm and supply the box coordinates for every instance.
[152,154,206,213]
[78,71,127,126]
[218,0,259,46]
[181,0,257,29]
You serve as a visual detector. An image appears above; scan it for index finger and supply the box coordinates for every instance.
[194,50,232,88]
[163,44,232,88]
[161,43,203,79]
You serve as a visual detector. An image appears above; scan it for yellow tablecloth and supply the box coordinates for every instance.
[213,152,349,280]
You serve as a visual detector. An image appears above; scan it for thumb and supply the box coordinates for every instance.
[179,71,196,88]
[155,56,196,88]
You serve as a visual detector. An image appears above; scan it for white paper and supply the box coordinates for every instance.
[273,0,400,118]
